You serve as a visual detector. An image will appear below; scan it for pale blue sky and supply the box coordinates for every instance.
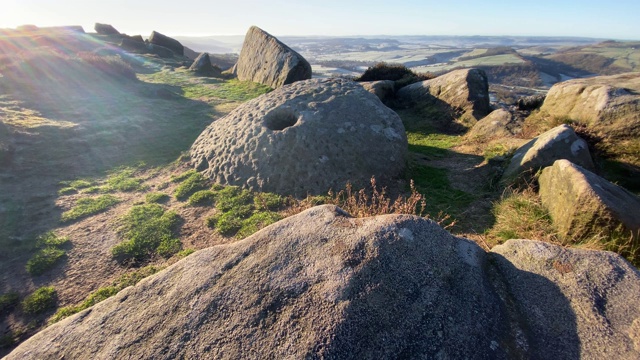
[2,0,638,40]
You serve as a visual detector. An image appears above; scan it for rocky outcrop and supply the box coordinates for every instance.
[467,108,520,141]
[397,68,490,122]
[502,124,594,182]
[492,239,640,359]
[189,53,221,76]
[149,31,184,56]
[538,72,640,138]
[119,37,147,53]
[233,26,311,88]
[94,23,120,35]
[148,44,174,58]
[7,206,640,359]
[360,80,395,102]
[539,159,640,240]
[191,78,407,196]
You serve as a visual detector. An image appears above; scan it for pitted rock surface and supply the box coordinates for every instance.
[190,78,407,196]
[233,26,311,88]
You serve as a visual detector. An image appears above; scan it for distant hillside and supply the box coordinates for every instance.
[544,40,640,75]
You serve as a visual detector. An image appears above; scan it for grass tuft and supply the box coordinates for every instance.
[174,172,207,200]
[111,204,181,262]
[22,287,57,315]
[26,232,70,276]
[145,192,170,204]
[61,194,120,222]
[0,292,19,314]
[188,190,216,206]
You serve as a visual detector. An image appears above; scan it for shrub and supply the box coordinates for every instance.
[22,287,57,315]
[145,192,170,204]
[61,194,120,222]
[355,62,434,88]
[0,292,19,314]
[112,204,181,261]
[174,172,207,200]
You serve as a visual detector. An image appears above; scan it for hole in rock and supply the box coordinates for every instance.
[264,108,298,131]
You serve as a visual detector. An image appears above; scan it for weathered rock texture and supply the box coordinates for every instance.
[538,72,640,138]
[189,52,221,76]
[8,206,640,359]
[492,239,640,359]
[502,124,594,181]
[190,78,407,196]
[539,159,640,240]
[233,26,311,88]
[149,31,184,56]
[360,80,395,102]
[467,108,520,141]
[397,68,490,122]
[94,23,119,35]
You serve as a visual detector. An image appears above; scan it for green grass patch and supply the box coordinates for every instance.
[0,292,19,314]
[26,247,66,276]
[188,190,216,206]
[175,248,195,258]
[61,194,120,222]
[236,211,282,238]
[204,185,284,238]
[253,192,284,211]
[145,192,170,204]
[51,265,162,323]
[204,79,272,102]
[26,232,70,276]
[407,132,460,158]
[111,204,181,262]
[105,167,146,192]
[407,163,474,218]
[485,187,556,247]
[22,286,57,315]
[170,169,197,183]
[58,179,97,195]
[174,172,208,200]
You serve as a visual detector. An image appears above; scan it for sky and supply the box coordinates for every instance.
[1,0,639,40]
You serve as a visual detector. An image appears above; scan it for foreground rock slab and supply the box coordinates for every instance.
[7,205,509,359]
[397,68,490,122]
[190,78,407,196]
[7,206,640,359]
[492,239,640,359]
[233,26,311,88]
[539,159,640,240]
[502,124,594,182]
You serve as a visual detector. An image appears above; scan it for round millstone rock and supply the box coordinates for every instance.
[190,78,408,196]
